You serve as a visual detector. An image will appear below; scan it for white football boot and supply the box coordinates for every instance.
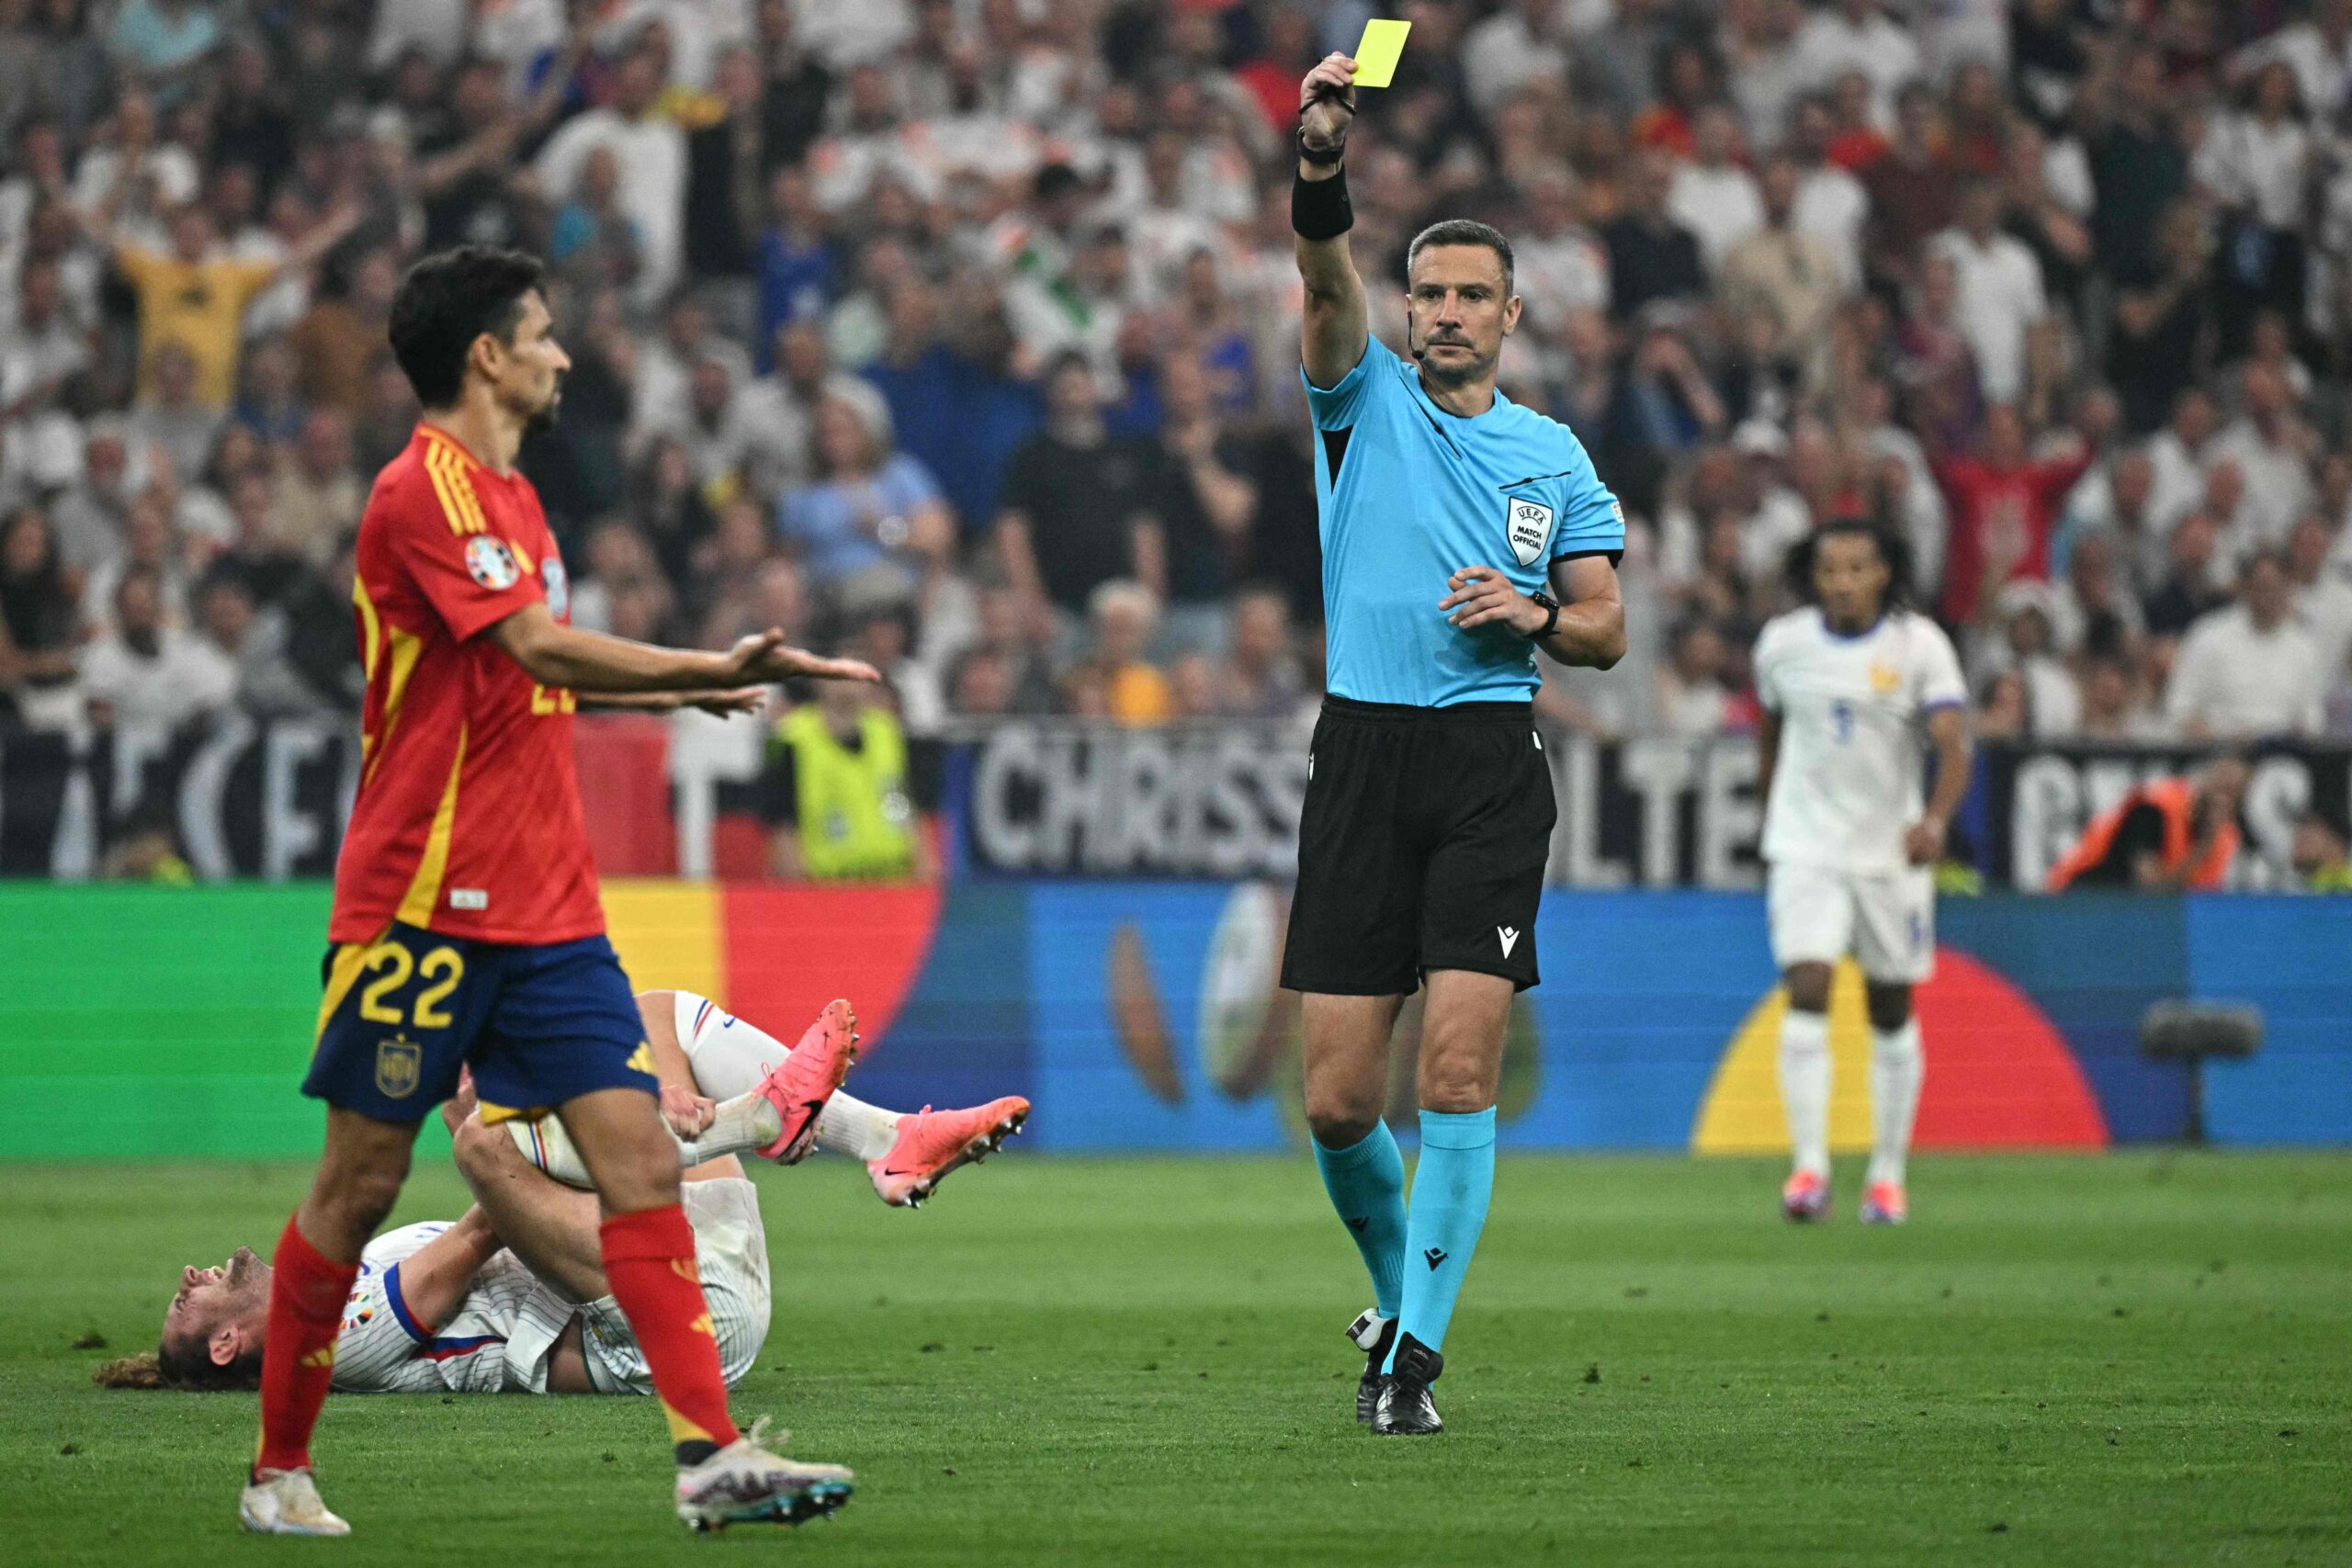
[673,1419,854,1532]
[239,1468,352,1536]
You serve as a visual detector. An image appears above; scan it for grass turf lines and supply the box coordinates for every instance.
[4,1154,2346,1568]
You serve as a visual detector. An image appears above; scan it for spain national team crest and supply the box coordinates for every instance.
[465,536,520,591]
[375,1035,422,1099]
[1505,496,1555,568]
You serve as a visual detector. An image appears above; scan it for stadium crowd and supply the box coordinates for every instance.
[6,0,2352,753]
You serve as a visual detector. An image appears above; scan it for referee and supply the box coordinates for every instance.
[1284,52,1627,1438]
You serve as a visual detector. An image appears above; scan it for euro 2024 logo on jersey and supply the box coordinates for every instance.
[1505,496,1555,567]
[465,536,520,591]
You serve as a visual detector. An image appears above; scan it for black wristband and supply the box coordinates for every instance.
[1526,592,1561,641]
[1295,123,1347,165]
[1292,162,1352,240]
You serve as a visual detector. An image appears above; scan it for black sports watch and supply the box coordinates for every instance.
[1525,591,1561,640]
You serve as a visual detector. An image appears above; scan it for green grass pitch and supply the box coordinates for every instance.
[4,1153,2346,1567]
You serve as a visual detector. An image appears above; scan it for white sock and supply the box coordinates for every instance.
[677,994,904,1163]
[507,1089,783,1188]
[1780,1007,1832,1178]
[1868,1018,1925,1188]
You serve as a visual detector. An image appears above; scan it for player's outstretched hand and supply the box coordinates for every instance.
[1441,566,1541,634]
[726,629,885,686]
[1300,53,1357,149]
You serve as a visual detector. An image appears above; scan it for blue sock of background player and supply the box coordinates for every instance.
[1388,1108,1496,1368]
[1312,1122,1407,1318]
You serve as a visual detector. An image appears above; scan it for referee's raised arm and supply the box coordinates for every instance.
[1295,54,1367,390]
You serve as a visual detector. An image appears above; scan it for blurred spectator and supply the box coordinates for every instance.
[1210,585,1304,720]
[1668,107,1764,277]
[777,394,952,615]
[1080,579,1170,727]
[2167,550,2326,739]
[288,247,401,422]
[1135,353,1256,657]
[996,355,1155,650]
[2211,363,2318,548]
[2292,808,2352,893]
[2285,513,2352,706]
[271,410,364,566]
[1864,84,1962,287]
[95,192,360,410]
[79,564,232,730]
[1932,404,2089,625]
[1719,155,1841,383]
[0,504,81,728]
[1602,150,1705,318]
[1797,0,1920,124]
[1652,615,1734,737]
[2075,648,2165,742]
[537,39,686,309]
[1980,580,2080,737]
[762,681,929,882]
[2143,508,2233,639]
[1928,177,2047,407]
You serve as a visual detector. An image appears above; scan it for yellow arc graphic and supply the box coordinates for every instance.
[1691,958,1881,1155]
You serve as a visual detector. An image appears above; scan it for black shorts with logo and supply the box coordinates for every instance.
[1281,695,1557,996]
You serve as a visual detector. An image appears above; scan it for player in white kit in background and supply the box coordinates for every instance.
[1753,519,1972,1226]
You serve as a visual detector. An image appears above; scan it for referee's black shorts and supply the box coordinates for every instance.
[1281,695,1557,996]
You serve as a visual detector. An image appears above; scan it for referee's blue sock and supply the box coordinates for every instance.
[1311,1122,1407,1319]
[1388,1107,1497,1369]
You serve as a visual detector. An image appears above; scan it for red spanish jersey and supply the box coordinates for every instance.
[329,424,602,945]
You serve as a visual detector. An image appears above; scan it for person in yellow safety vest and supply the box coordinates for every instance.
[764,682,933,881]
[2292,807,2352,893]
[2044,754,2249,891]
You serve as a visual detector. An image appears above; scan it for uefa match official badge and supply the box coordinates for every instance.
[1505,496,1555,567]
[466,536,520,591]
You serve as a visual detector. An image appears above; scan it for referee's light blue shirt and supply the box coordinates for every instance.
[1305,334,1625,706]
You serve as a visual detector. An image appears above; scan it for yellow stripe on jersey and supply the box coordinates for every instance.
[476,1100,552,1127]
[363,625,424,785]
[314,940,377,1046]
[424,438,487,536]
[353,573,382,680]
[395,722,467,927]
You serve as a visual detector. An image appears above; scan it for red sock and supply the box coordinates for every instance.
[254,1214,358,1476]
[599,1205,741,1456]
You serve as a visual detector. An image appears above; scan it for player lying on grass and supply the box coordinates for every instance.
[102,990,1027,1404]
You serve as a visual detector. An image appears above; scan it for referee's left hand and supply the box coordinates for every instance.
[1442,566,1544,635]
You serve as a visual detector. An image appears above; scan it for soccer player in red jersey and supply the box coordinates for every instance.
[241,247,876,1537]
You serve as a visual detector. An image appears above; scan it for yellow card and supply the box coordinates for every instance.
[1351,18,1411,90]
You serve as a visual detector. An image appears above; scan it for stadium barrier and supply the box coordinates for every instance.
[1,880,2344,1159]
[4,718,2347,888]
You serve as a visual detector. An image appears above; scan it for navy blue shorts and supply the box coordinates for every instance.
[303,922,655,1124]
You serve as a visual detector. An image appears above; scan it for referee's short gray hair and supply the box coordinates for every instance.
[1408,220,1515,298]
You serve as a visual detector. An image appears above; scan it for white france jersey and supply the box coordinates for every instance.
[1755,606,1966,874]
[331,1222,564,1394]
